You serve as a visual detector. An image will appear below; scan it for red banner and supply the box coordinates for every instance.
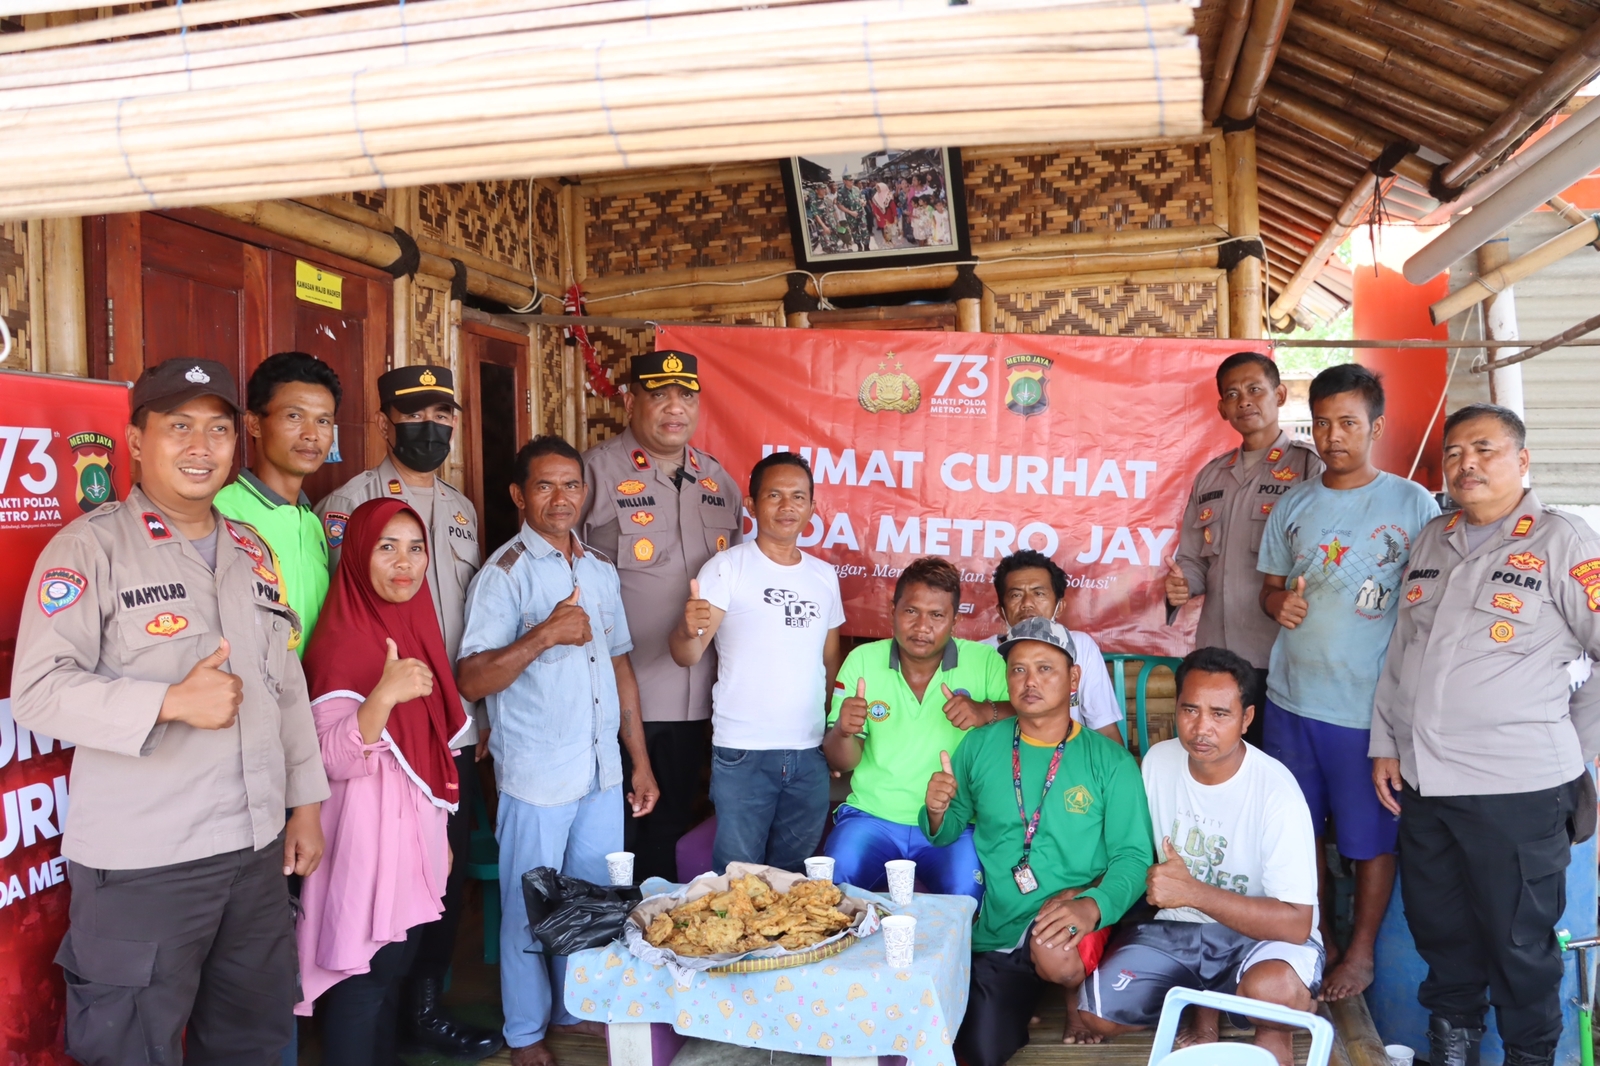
[0,370,132,1063]
[659,326,1264,655]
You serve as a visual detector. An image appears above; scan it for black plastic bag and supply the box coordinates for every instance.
[521,867,643,955]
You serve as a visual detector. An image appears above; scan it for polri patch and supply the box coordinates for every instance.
[146,612,189,637]
[630,511,654,527]
[1489,620,1515,643]
[699,477,719,493]
[1198,507,1213,523]
[617,479,646,495]
[1406,584,1423,604]
[324,511,350,548]
[38,567,86,616]
[633,537,655,562]
[1507,551,1546,573]
[1569,558,1600,612]
[1491,592,1524,614]
[1271,468,1297,481]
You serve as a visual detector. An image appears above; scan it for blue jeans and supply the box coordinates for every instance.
[496,784,622,1049]
[823,803,985,904]
[709,746,830,874]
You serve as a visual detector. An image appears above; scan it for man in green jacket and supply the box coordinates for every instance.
[922,615,1151,1065]
[215,351,341,654]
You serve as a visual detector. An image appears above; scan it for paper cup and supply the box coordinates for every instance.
[605,851,635,886]
[884,859,916,905]
[1386,1046,1415,1066]
[882,914,917,967]
[804,856,836,881]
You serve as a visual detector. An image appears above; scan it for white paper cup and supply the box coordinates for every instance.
[884,859,916,905]
[882,914,917,967]
[1386,1046,1415,1066]
[605,851,635,886]
[804,856,836,881]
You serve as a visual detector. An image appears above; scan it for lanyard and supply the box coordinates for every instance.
[1011,722,1068,867]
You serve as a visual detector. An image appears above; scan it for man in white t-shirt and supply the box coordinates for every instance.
[1078,646,1322,1066]
[982,549,1124,741]
[671,451,844,873]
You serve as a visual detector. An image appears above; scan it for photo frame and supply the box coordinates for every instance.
[780,147,972,273]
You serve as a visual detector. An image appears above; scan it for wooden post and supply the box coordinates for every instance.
[1226,128,1264,339]
[42,216,87,376]
[26,218,45,373]
[956,298,982,333]
[1477,235,1524,413]
[389,186,414,368]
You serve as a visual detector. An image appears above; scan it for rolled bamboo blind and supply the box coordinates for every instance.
[0,0,1200,221]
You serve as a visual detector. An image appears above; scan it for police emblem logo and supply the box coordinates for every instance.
[146,612,189,637]
[67,431,117,512]
[1489,620,1515,643]
[867,700,891,722]
[633,537,655,562]
[699,477,719,493]
[631,449,650,471]
[324,511,350,548]
[662,353,684,374]
[1507,551,1546,572]
[142,512,172,540]
[1569,558,1600,612]
[387,479,404,495]
[1491,592,1524,614]
[630,512,654,527]
[184,365,210,384]
[1003,354,1052,417]
[38,567,86,616]
[1271,468,1297,481]
[1198,507,1213,523]
[1267,447,1283,463]
[617,479,646,495]
[419,368,437,386]
[857,356,921,414]
[716,534,728,551]
[1511,515,1536,537]
[1406,584,1423,603]
[1260,503,1274,516]
[253,562,279,584]
[454,512,469,525]
[1063,785,1094,814]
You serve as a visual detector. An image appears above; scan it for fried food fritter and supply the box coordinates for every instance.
[642,878,854,956]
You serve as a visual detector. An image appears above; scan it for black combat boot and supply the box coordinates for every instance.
[1427,1015,1485,1066]
[402,975,505,1060]
[1501,1045,1557,1066]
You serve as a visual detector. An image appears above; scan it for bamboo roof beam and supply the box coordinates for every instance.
[1257,109,1376,172]
[1257,84,1434,184]
[1259,203,1325,246]
[1255,150,1353,204]
[1269,175,1395,325]
[1436,14,1600,191]
[1204,0,1255,121]
[0,0,382,54]
[1273,41,1484,141]
[1306,0,1543,83]
[1220,0,1296,120]
[1258,176,1339,221]
[1270,69,1465,157]
[1429,214,1600,323]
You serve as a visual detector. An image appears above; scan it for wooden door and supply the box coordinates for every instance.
[461,320,531,556]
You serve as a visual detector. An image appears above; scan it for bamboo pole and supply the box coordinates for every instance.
[1475,309,1600,370]
[1397,0,1577,55]
[576,163,784,197]
[42,217,87,377]
[1255,149,1349,205]
[1273,41,1484,141]
[1428,215,1600,323]
[25,218,45,374]
[956,298,983,332]
[389,185,414,367]
[1204,0,1254,122]
[1258,178,1337,224]
[1257,109,1374,173]
[1256,84,1433,184]
[1220,0,1294,120]
[1273,69,1464,159]
[0,0,383,54]
[1310,0,1541,83]
[582,260,795,301]
[1258,208,1322,248]
[1225,127,1264,339]
[1269,175,1392,323]
[972,224,1231,259]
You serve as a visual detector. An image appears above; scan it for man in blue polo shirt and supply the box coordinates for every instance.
[820,557,1010,900]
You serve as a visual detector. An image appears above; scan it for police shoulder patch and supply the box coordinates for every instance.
[324,511,350,548]
[38,567,87,616]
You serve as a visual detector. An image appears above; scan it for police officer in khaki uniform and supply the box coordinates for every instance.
[1371,404,1600,1066]
[315,364,501,1060]
[1166,351,1321,742]
[580,350,742,881]
[12,358,329,1066]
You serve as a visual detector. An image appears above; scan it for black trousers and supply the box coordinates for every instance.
[621,720,711,883]
[318,925,423,1066]
[57,835,296,1066]
[406,746,474,984]
[1398,776,1583,1055]
[1245,668,1268,749]
[956,946,1044,1066]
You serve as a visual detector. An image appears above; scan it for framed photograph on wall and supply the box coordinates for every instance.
[780,147,971,272]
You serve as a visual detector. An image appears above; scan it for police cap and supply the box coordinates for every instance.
[130,358,241,417]
[379,364,462,413]
[632,350,700,392]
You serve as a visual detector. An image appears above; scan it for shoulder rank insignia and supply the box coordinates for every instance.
[1511,514,1535,537]
[688,450,703,474]
[1446,512,1462,530]
[142,512,172,540]
[387,479,404,496]
[631,449,650,471]
[1266,447,1283,462]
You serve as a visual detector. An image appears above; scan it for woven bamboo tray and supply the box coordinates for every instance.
[707,933,860,974]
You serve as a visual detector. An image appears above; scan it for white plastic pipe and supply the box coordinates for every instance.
[1404,116,1600,283]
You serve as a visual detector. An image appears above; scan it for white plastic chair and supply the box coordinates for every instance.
[1147,988,1335,1066]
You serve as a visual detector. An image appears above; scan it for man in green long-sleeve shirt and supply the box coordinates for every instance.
[922,616,1151,1066]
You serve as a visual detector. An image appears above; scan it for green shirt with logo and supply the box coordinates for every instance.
[921,721,1151,953]
[215,471,330,656]
[828,637,1010,827]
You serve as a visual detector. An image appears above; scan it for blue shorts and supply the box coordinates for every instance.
[1263,700,1397,860]
[822,804,985,904]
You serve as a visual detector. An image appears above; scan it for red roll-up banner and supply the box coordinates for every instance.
[657,326,1264,654]
[0,370,132,1063]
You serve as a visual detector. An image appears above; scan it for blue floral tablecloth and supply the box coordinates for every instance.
[564,882,976,1066]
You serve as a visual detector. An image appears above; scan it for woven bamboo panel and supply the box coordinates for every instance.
[1,220,29,370]
[326,188,391,217]
[412,273,451,367]
[536,325,567,437]
[531,180,562,285]
[583,325,649,448]
[991,281,1220,337]
[963,144,1215,244]
[584,181,793,278]
[419,180,534,275]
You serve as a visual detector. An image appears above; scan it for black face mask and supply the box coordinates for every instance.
[390,419,452,474]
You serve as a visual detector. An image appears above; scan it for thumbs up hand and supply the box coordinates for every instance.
[1145,836,1196,910]
[940,682,989,730]
[682,578,712,639]
[925,750,959,828]
[1274,574,1310,629]
[159,637,244,729]
[373,637,436,706]
[1165,555,1192,606]
[838,677,870,735]
[539,585,593,647]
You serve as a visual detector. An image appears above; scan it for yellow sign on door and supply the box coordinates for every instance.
[295,260,343,310]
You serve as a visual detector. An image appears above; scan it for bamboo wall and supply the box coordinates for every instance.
[1,220,30,371]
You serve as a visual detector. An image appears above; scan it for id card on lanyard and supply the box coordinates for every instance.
[1011,722,1068,894]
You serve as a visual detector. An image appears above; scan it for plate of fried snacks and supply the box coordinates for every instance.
[623,862,882,982]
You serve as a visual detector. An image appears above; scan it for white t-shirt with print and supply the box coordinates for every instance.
[696,541,845,750]
[981,628,1124,732]
[1141,738,1321,940]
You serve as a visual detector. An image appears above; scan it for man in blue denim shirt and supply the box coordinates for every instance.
[459,436,660,1066]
